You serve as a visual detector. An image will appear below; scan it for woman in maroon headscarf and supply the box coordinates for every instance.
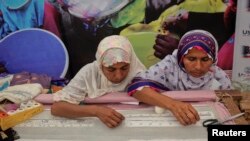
[127,29,232,126]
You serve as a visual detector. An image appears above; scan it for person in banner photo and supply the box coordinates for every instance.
[127,30,232,126]
[0,0,62,39]
[51,35,146,128]
[152,0,237,70]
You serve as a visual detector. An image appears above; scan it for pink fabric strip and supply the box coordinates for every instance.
[34,90,217,104]
[161,90,218,102]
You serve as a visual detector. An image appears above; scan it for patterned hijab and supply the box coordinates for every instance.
[177,29,218,71]
[96,35,132,67]
[173,30,231,90]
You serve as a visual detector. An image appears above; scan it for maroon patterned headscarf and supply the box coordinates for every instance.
[177,29,218,69]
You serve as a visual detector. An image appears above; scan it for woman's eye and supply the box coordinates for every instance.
[187,57,196,61]
[121,67,129,71]
[201,57,210,61]
[107,68,115,72]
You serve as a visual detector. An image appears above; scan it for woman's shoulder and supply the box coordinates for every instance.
[77,61,99,75]
[159,51,178,67]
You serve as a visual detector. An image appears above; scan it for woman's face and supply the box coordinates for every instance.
[102,62,130,84]
[183,48,213,78]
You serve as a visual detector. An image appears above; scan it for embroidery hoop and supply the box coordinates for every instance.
[0,28,69,78]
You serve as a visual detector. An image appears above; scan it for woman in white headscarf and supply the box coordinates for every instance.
[51,35,145,128]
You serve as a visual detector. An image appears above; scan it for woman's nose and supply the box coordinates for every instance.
[194,60,202,70]
[115,71,124,80]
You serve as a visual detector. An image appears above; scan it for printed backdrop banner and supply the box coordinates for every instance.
[232,0,250,89]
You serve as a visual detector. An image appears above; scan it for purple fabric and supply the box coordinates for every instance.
[10,71,30,85]
[10,71,52,89]
[30,73,52,89]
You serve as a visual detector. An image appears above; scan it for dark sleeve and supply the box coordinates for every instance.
[127,77,170,96]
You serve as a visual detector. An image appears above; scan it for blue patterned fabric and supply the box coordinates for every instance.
[0,0,44,39]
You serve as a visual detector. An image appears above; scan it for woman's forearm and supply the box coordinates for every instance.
[132,87,175,109]
[50,101,125,128]
[51,101,98,118]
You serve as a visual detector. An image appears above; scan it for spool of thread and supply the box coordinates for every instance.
[154,106,165,114]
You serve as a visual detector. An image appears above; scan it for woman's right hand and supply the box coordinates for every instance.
[94,106,125,128]
[167,99,200,126]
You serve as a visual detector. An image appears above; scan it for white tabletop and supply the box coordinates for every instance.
[14,104,215,141]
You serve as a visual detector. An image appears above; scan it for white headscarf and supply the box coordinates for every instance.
[93,35,146,96]
[54,35,145,104]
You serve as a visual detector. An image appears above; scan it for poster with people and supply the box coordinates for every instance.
[0,0,238,80]
[53,0,236,78]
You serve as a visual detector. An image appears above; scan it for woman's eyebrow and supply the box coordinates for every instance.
[122,64,129,67]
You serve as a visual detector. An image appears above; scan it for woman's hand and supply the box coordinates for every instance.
[153,33,179,59]
[162,9,189,36]
[153,10,190,59]
[94,106,125,128]
[167,99,200,126]
[132,87,199,126]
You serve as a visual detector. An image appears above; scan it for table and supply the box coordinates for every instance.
[13,90,250,140]
[14,104,216,141]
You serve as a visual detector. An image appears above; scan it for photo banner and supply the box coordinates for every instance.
[232,0,250,90]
